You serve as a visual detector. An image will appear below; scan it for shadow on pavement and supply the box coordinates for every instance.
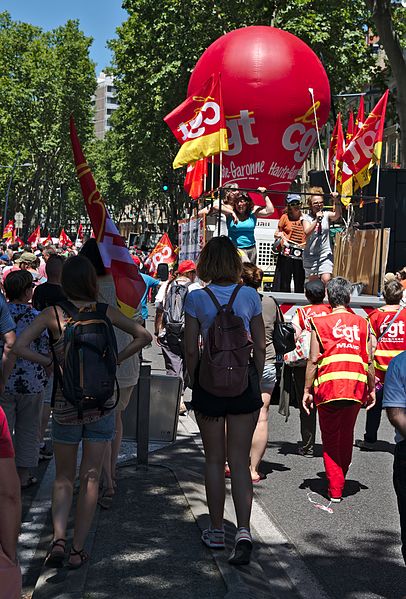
[301,529,406,599]
[299,471,368,500]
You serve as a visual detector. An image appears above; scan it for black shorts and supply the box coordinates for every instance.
[191,362,263,418]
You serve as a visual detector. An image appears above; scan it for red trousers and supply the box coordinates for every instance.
[317,401,361,499]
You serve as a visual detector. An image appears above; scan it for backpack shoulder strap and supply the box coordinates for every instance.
[57,300,80,320]
[271,296,284,322]
[225,284,243,312]
[203,287,223,312]
[95,302,109,317]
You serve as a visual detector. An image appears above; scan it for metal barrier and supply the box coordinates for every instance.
[121,365,182,469]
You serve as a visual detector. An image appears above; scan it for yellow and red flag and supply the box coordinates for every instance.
[27,225,40,247]
[341,90,389,204]
[355,95,365,131]
[345,111,355,148]
[328,113,345,189]
[164,73,228,169]
[2,220,14,242]
[143,233,176,277]
[70,116,146,316]
[184,158,208,200]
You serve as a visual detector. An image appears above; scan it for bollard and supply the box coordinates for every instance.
[136,364,151,470]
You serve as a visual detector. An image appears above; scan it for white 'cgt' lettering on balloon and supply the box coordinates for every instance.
[188,26,330,215]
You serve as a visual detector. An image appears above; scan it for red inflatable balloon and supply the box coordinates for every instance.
[188,26,330,211]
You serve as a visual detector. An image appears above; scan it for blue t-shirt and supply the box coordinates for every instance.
[382,351,406,442]
[227,213,257,249]
[184,283,262,338]
[140,274,160,320]
[0,293,15,334]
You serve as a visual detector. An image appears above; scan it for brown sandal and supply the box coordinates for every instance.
[68,546,89,569]
[45,538,66,567]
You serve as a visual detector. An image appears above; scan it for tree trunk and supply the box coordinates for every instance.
[367,0,406,167]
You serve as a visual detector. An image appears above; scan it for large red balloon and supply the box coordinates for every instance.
[188,26,330,211]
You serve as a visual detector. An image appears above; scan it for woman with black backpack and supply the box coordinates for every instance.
[184,237,265,566]
[13,256,151,569]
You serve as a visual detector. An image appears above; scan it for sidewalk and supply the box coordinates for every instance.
[30,317,320,599]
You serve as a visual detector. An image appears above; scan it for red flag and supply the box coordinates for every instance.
[345,111,355,148]
[143,233,177,277]
[164,73,228,169]
[43,234,53,246]
[15,236,24,248]
[59,229,73,247]
[184,158,208,199]
[70,116,146,316]
[77,223,84,241]
[27,226,41,247]
[341,90,389,203]
[356,96,365,131]
[2,220,14,242]
[328,114,345,188]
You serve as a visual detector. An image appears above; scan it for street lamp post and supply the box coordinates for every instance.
[0,157,33,234]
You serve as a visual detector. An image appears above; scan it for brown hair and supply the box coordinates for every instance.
[4,270,33,301]
[197,236,242,284]
[230,193,254,215]
[383,279,404,305]
[307,186,325,208]
[61,256,98,301]
[241,263,263,289]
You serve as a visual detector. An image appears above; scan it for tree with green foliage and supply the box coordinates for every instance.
[366,0,406,166]
[0,12,96,237]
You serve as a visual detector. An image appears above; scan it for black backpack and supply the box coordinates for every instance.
[52,301,119,419]
[163,281,191,339]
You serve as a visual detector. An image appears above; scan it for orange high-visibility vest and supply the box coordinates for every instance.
[368,307,406,383]
[297,303,332,332]
[311,310,369,406]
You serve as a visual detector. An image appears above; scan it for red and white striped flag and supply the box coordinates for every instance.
[70,116,146,316]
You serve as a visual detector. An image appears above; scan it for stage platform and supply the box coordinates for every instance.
[265,292,384,319]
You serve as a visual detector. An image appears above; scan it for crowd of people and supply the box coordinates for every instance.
[0,212,406,596]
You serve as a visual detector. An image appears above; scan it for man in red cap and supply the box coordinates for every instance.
[155,260,200,414]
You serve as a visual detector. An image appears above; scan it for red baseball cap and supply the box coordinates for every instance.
[132,254,141,266]
[178,259,196,274]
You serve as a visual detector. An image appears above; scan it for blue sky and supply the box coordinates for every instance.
[2,0,127,73]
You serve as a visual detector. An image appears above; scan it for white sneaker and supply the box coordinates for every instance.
[201,528,225,549]
[329,496,342,503]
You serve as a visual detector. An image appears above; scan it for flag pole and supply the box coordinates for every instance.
[217,152,223,236]
[376,160,385,296]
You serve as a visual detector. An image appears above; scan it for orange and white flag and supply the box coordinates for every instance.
[164,73,228,169]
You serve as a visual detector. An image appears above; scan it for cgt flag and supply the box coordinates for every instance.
[328,113,345,190]
[184,158,208,200]
[341,90,389,203]
[2,220,14,241]
[164,73,228,169]
[345,111,355,148]
[27,225,41,247]
[144,233,177,277]
[59,228,73,247]
[70,116,146,316]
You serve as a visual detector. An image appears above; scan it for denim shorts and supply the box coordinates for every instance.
[261,363,277,394]
[52,410,115,444]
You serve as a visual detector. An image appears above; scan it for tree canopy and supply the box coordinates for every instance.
[0,12,96,236]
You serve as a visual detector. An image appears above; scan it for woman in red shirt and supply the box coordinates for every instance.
[0,406,21,599]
